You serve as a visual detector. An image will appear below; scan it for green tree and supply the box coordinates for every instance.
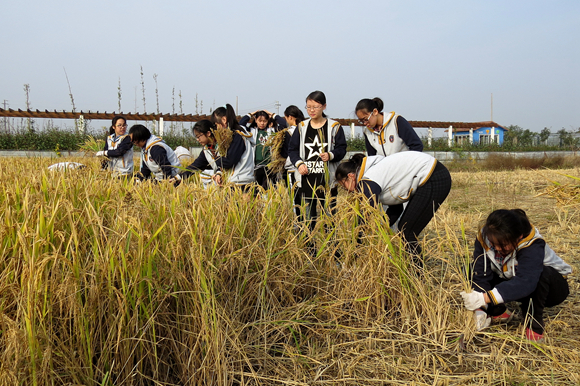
[539,127,551,144]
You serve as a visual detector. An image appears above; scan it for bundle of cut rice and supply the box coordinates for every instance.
[266,128,288,174]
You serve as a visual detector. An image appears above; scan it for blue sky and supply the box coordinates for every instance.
[1,0,578,134]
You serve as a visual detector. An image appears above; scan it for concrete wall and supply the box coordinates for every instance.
[1,149,578,163]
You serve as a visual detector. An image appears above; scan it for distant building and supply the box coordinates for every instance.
[446,122,508,145]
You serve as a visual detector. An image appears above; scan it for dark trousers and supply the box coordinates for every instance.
[398,161,452,260]
[255,166,276,190]
[484,266,569,334]
[297,186,338,232]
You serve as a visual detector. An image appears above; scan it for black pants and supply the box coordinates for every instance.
[484,266,569,334]
[255,166,276,190]
[297,186,338,232]
[398,161,452,259]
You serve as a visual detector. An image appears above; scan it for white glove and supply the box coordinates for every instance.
[474,309,491,331]
[460,291,487,311]
[96,150,105,157]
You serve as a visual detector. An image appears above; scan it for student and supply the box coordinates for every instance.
[180,106,255,190]
[460,209,571,342]
[355,98,423,156]
[288,91,347,228]
[128,124,181,183]
[240,110,287,189]
[97,115,134,177]
[282,105,306,188]
[335,152,452,265]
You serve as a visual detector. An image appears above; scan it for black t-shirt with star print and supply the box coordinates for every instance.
[301,121,329,198]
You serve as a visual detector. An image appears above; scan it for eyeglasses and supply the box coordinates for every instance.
[115,124,128,128]
[195,133,205,140]
[305,105,323,111]
[358,112,373,125]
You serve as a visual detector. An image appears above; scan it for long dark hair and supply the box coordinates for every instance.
[306,90,327,118]
[211,104,245,132]
[109,115,126,135]
[482,209,532,250]
[284,105,305,125]
[335,153,365,182]
[355,98,384,114]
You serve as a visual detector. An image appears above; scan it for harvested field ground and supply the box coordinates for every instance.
[0,157,579,386]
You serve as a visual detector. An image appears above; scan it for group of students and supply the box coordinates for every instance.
[96,90,571,343]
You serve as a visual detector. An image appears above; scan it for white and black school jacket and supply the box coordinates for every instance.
[140,135,181,181]
[284,125,297,173]
[288,118,347,188]
[182,130,256,186]
[472,227,572,305]
[356,153,437,206]
[364,112,423,156]
[104,134,134,176]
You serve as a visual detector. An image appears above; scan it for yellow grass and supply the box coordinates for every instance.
[0,158,578,385]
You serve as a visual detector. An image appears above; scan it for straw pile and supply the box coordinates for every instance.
[0,159,578,385]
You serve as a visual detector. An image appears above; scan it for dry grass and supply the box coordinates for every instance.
[0,158,579,385]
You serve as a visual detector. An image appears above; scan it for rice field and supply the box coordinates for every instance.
[0,157,579,386]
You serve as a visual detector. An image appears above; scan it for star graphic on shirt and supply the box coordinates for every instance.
[304,136,328,160]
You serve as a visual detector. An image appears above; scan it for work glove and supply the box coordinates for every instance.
[474,309,491,331]
[460,290,487,311]
[96,150,105,157]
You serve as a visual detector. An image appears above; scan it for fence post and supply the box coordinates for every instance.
[428,127,432,147]
[79,115,85,136]
[448,125,453,147]
[160,117,164,137]
[469,128,473,145]
[350,122,355,139]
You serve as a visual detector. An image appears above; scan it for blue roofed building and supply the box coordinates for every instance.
[446,121,508,145]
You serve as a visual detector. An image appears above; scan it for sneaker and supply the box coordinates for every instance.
[492,309,514,323]
[525,327,545,343]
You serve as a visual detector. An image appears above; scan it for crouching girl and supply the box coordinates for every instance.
[460,209,571,342]
[128,124,181,183]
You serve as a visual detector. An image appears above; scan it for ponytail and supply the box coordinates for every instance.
[335,153,365,182]
[211,103,245,132]
[355,97,384,114]
[284,105,305,125]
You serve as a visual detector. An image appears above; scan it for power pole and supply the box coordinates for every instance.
[275,100,281,115]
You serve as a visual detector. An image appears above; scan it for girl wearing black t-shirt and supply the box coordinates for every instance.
[288,91,347,229]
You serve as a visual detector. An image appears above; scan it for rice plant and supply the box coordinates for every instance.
[0,158,578,385]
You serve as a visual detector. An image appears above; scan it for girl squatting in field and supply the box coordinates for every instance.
[97,115,134,178]
[355,98,423,156]
[128,124,181,183]
[240,110,287,189]
[180,105,256,190]
[460,209,571,342]
[335,152,452,266]
[288,91,347,228]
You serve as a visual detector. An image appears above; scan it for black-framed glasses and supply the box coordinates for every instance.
[358,112,373,125]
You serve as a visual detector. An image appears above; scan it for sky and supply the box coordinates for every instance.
[1,0,579,135]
